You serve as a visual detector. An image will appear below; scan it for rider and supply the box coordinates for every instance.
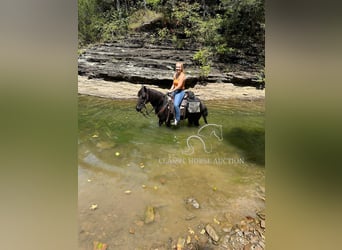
[168,62,186,126]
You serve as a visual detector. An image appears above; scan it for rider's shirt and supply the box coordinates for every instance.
[173,73,185,90]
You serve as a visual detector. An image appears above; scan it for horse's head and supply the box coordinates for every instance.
[136,86,149,112]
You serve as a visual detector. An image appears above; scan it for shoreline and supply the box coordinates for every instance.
[78,75,265,101]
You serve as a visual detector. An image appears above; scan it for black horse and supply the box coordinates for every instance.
[136,86,208,127]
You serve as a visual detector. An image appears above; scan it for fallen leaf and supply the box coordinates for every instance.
[90,204,98,210]
[93,241,107,250]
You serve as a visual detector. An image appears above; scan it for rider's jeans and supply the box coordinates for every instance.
[173,90,185,122]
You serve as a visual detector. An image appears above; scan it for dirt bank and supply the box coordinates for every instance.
[78,75,265,100]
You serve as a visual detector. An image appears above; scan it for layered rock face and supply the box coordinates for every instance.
[78,35,264,88]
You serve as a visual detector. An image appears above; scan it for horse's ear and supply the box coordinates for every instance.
[143,85,147,92]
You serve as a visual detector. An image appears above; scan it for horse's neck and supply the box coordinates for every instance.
[148,90,164,109]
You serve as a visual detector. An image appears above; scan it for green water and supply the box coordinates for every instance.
[78,95,265,249]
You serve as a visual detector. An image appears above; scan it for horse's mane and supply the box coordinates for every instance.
[146,87,164,98]
[142,87,167,114]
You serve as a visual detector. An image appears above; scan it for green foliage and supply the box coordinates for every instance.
[197,15,223,46]
[200,65,211,79]
[256,69,265,83]
[157,27,169,40]
[78,0,102,46]
[128,9,163,30]
[101,20,127,42]
[193,49,210,66]
[101,11,128,42]
[221,0,265,55]
[171,2,202,41]
[78,0,265,66]
[146,0,161,9]
[193,48,212,79]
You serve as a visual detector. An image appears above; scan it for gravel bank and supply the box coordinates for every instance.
[78,76,265,100]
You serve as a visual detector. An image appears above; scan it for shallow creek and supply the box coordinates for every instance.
[78,95,265,249]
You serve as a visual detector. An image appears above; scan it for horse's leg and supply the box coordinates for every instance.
[187,114,193,126]
[190,113,200,126]
[200,101,208,124]
[159,119,163,126]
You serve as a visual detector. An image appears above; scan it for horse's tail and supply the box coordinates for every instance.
[201,102,208,124]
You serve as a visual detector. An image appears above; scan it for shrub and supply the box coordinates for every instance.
[193,48,212,79]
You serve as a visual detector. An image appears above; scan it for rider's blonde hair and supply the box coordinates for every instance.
[176,62,184,72]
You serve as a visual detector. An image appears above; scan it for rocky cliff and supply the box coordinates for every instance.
[78,34,264,88]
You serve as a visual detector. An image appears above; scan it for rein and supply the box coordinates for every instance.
[157,96,169,115]
[139,103,154,117]
[157,94,173,123]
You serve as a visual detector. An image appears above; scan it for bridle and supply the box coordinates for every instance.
[137,90,153,117]
[137,88,173,122]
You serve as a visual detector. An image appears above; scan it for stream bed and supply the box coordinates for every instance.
[78,95,265,249]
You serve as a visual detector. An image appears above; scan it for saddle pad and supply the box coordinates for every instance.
[187,101,201,113]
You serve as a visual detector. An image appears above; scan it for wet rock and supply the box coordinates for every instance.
[184,213,196,221]
[226,71,263,87]
[219,234,231,249]
[177,237,185,250]
[151,213,265,249]
[197,233,209,245]
[258,240,265,249]
[256,211,265,221]
[185,197,200,209]
[244,243,263,250]
[260,220,265,229]
[144,205,155,224]
[205,224,220,242]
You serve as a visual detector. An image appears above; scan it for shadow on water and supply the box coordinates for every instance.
[224,127,265,166]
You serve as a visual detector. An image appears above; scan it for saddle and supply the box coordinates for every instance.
[165,91,201,120]
[180,91,201,117]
